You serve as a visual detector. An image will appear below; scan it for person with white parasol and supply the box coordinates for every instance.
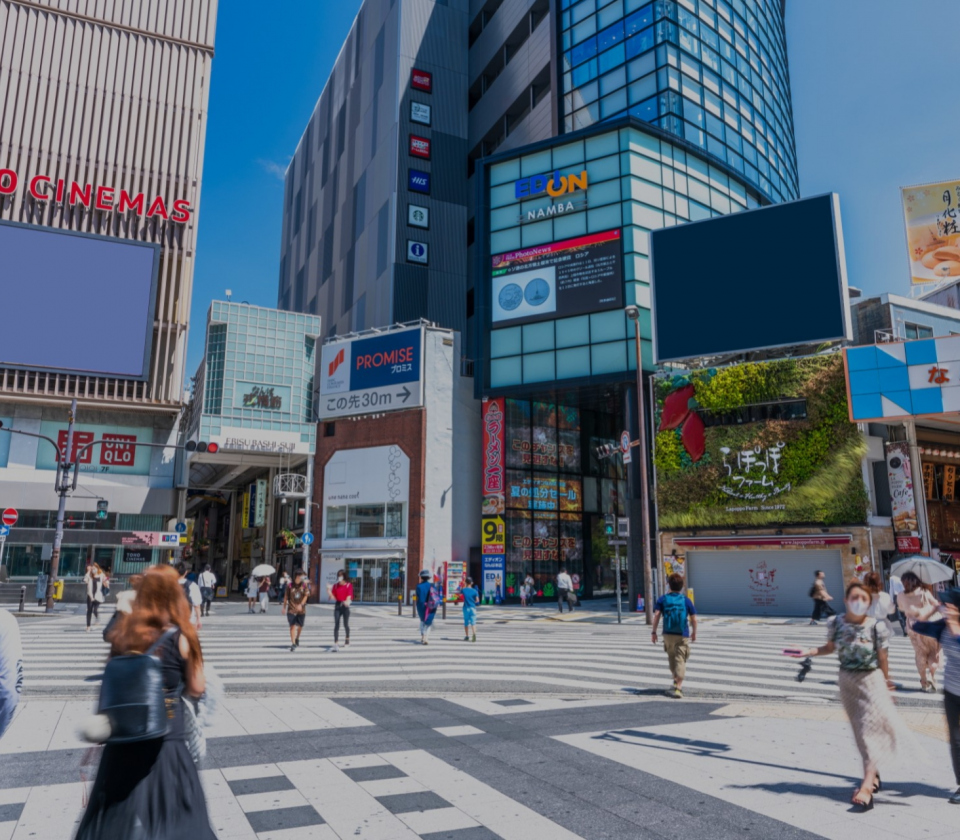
[891,556,952,694]
[251,565,276,615]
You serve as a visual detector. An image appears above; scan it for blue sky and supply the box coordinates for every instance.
[188,0,959,372]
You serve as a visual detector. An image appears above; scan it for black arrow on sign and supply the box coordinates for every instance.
[397,386,412,402]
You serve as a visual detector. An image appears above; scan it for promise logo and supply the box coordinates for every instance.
[328,348,345,377]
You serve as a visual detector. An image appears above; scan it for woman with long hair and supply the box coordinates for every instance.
[788,580,901,811]
[76,564,215,839]
[83,563,104,632]
[863,571,894,629]
[899,571,943,692]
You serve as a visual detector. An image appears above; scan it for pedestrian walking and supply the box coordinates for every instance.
[911,590,960,804]
[258,576,271,614]
[461,577,479,642]
[178,563,204,629]
[198,565,217,617]
[651,573,698,699]
[76,565,215,839]
[245,575,258,613]
[889,574,908,635]
[864,571,894,629]
[556,567,575,613]
[282,569,310,652]
[327,570,353,651]
[787,580,900,812]
[809,569,836,625]
[416,569,439,645]
[84,563,106,632]
[521,573,534,607]
[0,608,23,740]
[277,570,291,607]
[899,571,943,693]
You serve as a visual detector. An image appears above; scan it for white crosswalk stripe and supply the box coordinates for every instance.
[13,606,945,706]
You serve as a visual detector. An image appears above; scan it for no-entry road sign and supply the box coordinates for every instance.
[1,508,17,527]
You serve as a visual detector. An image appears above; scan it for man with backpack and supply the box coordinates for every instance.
[651,573,698,699]
[416,569,440,645]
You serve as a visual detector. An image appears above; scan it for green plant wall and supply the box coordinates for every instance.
[654,355,869,528]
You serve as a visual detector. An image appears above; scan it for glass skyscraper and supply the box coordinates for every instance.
[560,0,798,204]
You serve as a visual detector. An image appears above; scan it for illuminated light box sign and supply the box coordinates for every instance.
[490,229,623,326]
[411,68,432,93]
[845,335,960,421]
[0,221,158,379]
[35,420,153,475]
[319,328,424,419]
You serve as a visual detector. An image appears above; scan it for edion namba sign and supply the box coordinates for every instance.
[0,169,193,222]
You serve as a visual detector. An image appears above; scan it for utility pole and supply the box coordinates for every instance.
[46,398,77,613]
[626,306,655,624]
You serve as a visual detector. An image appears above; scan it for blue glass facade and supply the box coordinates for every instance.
[560,0,798,205]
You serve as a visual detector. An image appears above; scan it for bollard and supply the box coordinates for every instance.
[397,594,403,616]
[442,599,447,620]
[19,585,25,613]
[412,594,417,618]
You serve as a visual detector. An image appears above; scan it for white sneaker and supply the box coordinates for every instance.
[331,644,339,652]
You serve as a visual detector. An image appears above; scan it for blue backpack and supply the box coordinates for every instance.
[661,592,688,636]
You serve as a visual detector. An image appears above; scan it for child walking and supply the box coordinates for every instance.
[461,577,479,642]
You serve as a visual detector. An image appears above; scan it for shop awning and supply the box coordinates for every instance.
[316,548,406,558]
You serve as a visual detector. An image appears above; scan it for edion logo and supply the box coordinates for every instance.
[514,169,588,201]
[328,348,345,377]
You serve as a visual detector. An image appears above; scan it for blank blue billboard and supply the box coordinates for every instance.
[0,221,159,378]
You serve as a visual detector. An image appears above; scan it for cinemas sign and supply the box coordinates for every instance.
[0,169,192,222]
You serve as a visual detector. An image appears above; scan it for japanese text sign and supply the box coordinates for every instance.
[901,179,960,285]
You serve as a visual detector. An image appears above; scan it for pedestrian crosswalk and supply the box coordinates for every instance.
[12,605,946,706]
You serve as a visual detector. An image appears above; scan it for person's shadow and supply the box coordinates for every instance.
[726,778,950,810]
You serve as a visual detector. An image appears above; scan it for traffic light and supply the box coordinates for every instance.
[594,443,619,461]
[604,514,616,536]
[96,500,109,520]
[184,440,220,454]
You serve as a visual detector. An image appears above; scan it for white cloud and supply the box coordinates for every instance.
[257,158,290,181]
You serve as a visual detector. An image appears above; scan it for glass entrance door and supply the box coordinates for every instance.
[348,558,405,602]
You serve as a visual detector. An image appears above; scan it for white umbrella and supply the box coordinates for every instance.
[251,564,276,577]
[889,555,955,585]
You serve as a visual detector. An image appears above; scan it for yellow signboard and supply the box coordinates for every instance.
[481,515,504,555]
[241,491,250,529]
[902,180,960,284]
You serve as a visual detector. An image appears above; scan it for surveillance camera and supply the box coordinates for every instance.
[624,305,640,321]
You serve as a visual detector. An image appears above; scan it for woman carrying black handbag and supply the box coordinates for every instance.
[76,565,215,840]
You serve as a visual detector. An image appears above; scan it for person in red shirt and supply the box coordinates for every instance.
[327,569,353,652]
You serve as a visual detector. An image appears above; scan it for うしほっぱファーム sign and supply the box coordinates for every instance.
[0,169,192,222]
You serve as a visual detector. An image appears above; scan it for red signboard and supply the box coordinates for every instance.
[1,508,17,527]
[58,430,95,464]
[411,68,432,93]
[481,398,505,516]
[100,434,137,467]
[896,535,922,552]
[409,135,431,159]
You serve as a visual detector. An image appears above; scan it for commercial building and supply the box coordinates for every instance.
[851,292,960,345]
[184,302,321,594]
[312,324,480,602]
[0,1,217,583]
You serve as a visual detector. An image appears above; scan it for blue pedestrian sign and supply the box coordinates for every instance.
[175,521,187,533]
[301,532,314,545]
[0,525,8,537]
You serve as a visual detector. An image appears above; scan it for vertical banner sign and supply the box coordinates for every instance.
[482,555,505,603]
[902,180,960,285]
[886,441,922,552]
[247,483,258,529]
[241,491,251,529]
[481,398,505,515]
[254,479,267,527]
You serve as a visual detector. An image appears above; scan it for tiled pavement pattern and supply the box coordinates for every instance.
[0,691,955,839]
[12,606,945,706]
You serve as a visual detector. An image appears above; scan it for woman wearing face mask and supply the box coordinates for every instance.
[787,581,898,811]
[327,570,353,652]
[899,571,942,693]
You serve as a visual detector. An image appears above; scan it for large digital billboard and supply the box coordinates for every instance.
[0,220,159,379]
[318,327,423,419]
[653,355,868,529]
[490,229,623,326]
[650,194,851,363]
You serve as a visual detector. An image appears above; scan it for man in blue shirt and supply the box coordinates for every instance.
[651,573,698,699]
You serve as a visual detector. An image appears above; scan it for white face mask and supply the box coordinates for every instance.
[846,599,869,616]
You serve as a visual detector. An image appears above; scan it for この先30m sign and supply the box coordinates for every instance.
[319,328,424,419]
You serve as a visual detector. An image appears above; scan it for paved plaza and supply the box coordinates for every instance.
[1,605,957,839]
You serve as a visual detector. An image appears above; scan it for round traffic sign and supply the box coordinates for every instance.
[1,508,17,527]
[620,431,631,453]
[175,522,187,533]
[301,532,314,545]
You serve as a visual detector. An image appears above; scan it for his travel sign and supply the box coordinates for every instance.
[319,328,424,419]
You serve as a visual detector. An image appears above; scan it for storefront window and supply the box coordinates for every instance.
[385,503,406,538]
[326,506,347,539]
[347,505,385,538]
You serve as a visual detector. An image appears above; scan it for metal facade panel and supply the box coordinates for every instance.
[0,0,216,407]
[468,0,536,84]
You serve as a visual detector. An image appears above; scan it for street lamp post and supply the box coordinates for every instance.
[46,399,78,612]
[625,306,655,624]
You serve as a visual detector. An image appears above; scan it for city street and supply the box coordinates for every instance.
[2,605,956,839]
